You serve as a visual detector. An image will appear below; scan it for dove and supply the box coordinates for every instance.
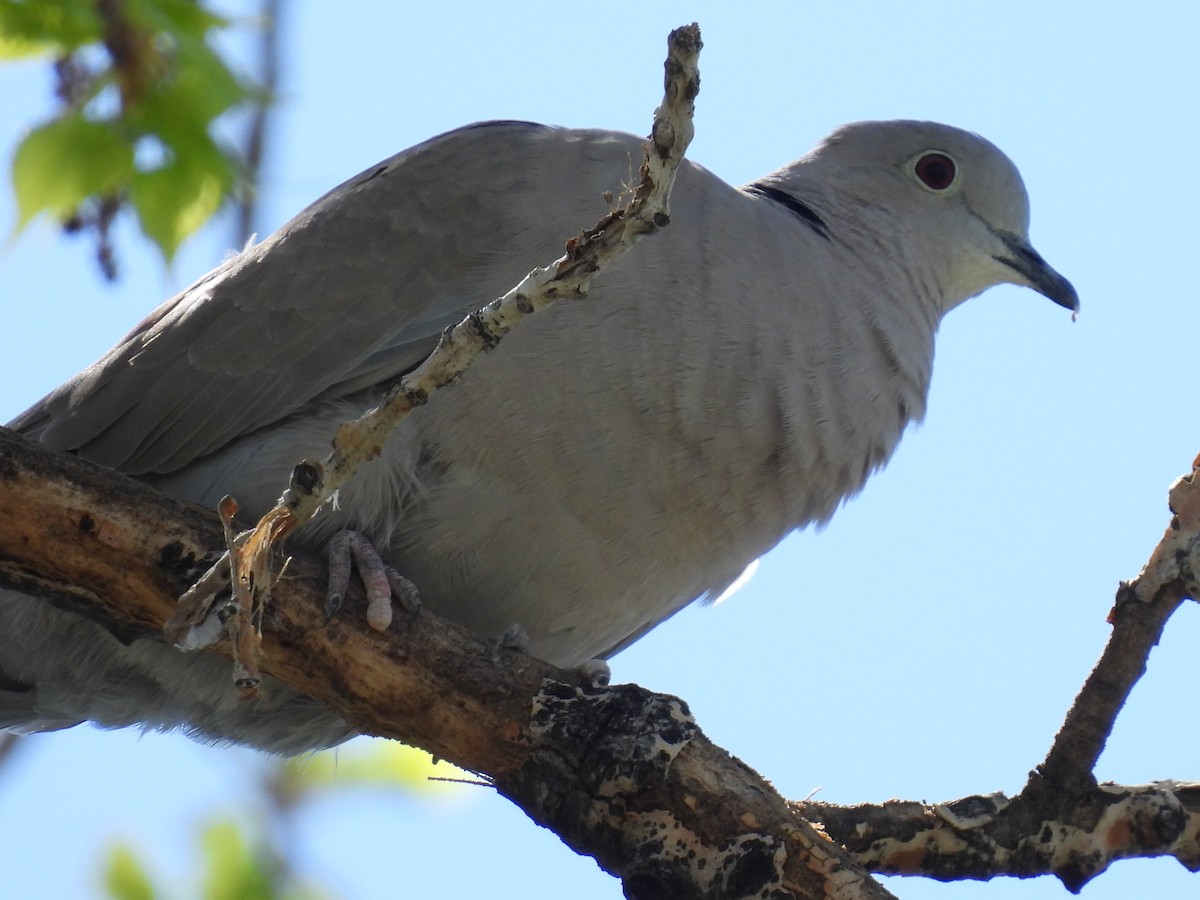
[0,120,1078,754]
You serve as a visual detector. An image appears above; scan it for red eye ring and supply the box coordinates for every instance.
[913,152,957,191]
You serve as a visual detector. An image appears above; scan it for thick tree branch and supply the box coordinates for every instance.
[0,424,892,900]
[7,429,1200,894]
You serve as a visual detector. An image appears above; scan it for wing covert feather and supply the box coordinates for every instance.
[14,122,644,474]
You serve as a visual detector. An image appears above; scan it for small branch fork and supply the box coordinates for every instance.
[168,24,704,687]
[806,459,1200,892]
[1037,463,1200,791]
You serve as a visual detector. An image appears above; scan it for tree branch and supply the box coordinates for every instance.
[0,422,891,900]
[804,781,1200,891]
[1033,461,1200,793]
[233,0,285,247]
[9,420,1200,897]
[798,459,1200,892]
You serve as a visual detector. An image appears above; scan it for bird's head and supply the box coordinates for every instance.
[795,120,1079,316]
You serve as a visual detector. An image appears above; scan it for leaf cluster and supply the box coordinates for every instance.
[2,0,259,269]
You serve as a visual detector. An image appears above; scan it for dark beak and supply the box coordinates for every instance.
[994,232,1079,314]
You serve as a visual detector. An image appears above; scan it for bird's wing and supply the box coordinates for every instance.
[13,121,646,475]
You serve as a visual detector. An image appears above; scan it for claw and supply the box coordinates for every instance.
[577,659,611,686]
[325,531,353,622]
[385,568,422,615]
[325,530,422,631]
[497,623,532,656]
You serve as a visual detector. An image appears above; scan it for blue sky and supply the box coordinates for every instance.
[2,2,1199,898]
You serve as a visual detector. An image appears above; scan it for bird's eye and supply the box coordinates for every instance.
[913,152,958,192]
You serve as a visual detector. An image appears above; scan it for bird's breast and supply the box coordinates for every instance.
[363,282,932,665]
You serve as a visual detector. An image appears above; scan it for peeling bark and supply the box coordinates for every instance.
[805,781,1200,891]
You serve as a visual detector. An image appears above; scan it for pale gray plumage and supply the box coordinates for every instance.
[0,120,1078,754]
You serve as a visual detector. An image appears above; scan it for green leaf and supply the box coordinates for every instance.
[125,0,229,39]
[175,36,255,122]
[283,739,469,796]
[0,0,102,54]
[102,844,157,900]
[11,115,134,225]
[0,33,54,58]
[200,821,276,900]
[119,0,251,131]
[130,142,231,259]
[127,41,253,140]
[4,1,255,265]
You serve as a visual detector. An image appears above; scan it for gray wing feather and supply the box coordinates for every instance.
[13,121,640,475]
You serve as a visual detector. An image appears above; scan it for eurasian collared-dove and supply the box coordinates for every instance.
[0,120,1078,754]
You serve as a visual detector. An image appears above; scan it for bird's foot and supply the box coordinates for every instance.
[577,658,611,686]
[495,623,532,657]
[492,628,610,685]
[325,530,422,631]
